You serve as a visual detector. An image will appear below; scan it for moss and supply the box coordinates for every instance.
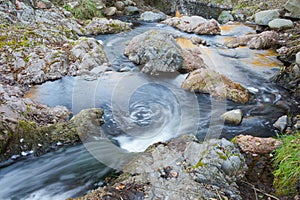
[273,133,300,196]
[216,151,227,160]
[192,160,208,168]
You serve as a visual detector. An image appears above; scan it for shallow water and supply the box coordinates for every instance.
[2,21,292,199]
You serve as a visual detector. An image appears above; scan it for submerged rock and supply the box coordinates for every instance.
[79,135,247,200]
[162,16,221,35]
[225,31,279,49]
[182,68,250,104]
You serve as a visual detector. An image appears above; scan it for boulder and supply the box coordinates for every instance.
[162,16,221,35]
[234,135,282,154]
[83,18,132,35]
[124,6,139,15]
[124,30,184,74]
[225,31,279,49]
[222,109,243,125]
[284,0,300,19]
[218,10,234,24]
[182,68,250,104]
[273,115,288,131]
[140,11,166,22]
[255,9,280,26]
[79,135,247,200]
[268,18,294,29]
[104,7,117,16]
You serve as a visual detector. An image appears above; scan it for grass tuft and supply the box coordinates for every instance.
[273,132,300,196]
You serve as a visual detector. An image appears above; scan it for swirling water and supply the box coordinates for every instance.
[0,22,294,199]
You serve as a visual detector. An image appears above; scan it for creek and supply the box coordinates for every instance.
[0,20,293,199]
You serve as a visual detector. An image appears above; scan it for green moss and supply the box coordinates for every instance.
[216,151,227,160]
[192,160,207,168]
[273,133,300,196]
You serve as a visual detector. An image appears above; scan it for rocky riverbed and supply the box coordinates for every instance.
[0,0,300,199]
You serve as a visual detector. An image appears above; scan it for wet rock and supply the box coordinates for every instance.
[124,30,184,74]
[218,10,234,24]
[284,0,300,19]
[255,9,280,26]
[104,7,117,16]
[234,135,282,154]
[182,68,250,104]
[273,115,288,131]
[84,18,132,35]
[124,6,139,15]
[79,135,247,200]
[140,11,166,22]
[225,31,279,49]
[268,18,294,30]
[162,16,221,35]
[69,108,104,141]
[222,109,243,125]
[296,52,300,65]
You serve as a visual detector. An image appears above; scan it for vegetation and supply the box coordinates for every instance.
[273,133,300,196]
[63,1,103,20]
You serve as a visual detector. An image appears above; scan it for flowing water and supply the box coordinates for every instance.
[0,21,295,199]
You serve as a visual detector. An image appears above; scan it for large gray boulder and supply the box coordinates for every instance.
[255,9,280,26]
[124,30,184,74]
[162,16,221,35]
[284,0,300,19]
[80,135,247,200]
[268,18,294,29]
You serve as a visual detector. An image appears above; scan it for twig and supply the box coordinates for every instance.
[240,180,280,200]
